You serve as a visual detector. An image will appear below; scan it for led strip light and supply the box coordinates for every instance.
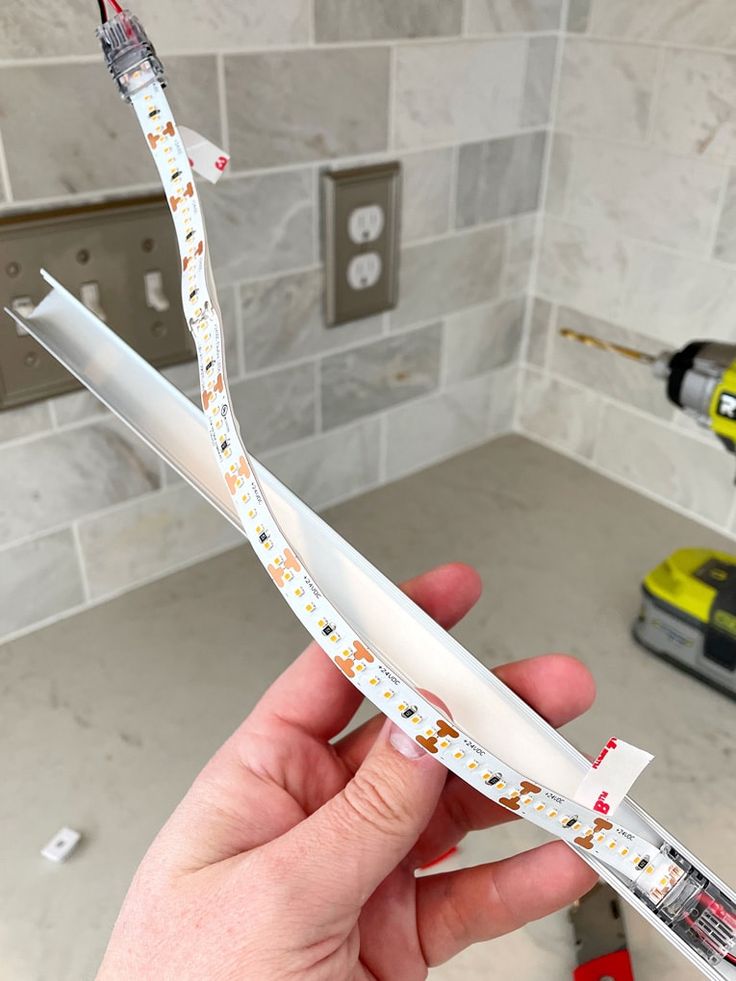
[6,8,735,977]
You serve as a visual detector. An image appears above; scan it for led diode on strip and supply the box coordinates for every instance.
[6,6,735,978]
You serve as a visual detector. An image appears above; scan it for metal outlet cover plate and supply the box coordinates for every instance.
[0,195,194,409]
[322,161,401,327]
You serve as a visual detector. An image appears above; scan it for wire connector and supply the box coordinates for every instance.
[96,10,166,101]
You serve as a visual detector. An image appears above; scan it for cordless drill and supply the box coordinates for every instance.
[561,331,736,451]
[561,329,736,697]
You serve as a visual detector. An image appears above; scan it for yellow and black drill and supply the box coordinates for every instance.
[562,330,736,697]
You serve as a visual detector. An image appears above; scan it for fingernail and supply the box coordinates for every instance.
[387,720,426,760]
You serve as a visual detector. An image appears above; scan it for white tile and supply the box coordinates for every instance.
[0,420,160,545]
[385,374,493,479]
[314,0,462,41]
[517,367,599,458]
[400,148,453,242]
[0,0,311,58]
[444,298,524,384]
[566,139,724,252]
[588,0,736,48]
[78,485,241,600]
[556,39,657,141]
[621,242,736,346]
[200,170,314,285]
[522,36,558,128]
[0,401,52,445]
[537,219,630,323]
[488,363,518,434]
[503,214,537,296]
[231,362,317,455]
[652,49,736,163]
[0,530,84,638]
[261,418,381,509]
[394,39,526,148]
[595,402,734,524]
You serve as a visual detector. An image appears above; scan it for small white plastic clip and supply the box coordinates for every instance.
[41,827,81,863]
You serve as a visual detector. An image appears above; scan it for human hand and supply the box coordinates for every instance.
[98,563,597,980]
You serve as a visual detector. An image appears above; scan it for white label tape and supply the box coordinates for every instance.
[574,737,654,817]
[179,125,230,184]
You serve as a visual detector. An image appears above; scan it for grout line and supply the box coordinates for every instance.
[447,144,460,231]
[388,44,397,151]
[0,126,14,203]
[216,53,229,152]
[707,164,731,259]
[70,522,92,604]
[378,413,389,483]
[644,45,666,144]
[313,359,322,433]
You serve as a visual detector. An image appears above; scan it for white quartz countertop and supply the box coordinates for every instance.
[1,435,734,980]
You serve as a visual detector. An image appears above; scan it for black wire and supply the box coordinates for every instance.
[97,0,107,23]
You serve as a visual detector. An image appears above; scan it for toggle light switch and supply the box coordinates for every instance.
[10,296,34,335]
[80,282,107,322]
[144,269,170,313]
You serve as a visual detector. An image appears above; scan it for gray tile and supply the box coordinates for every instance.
[566,0,591,32]
[518,367,600,459]
[321,324,441,429]
[522,37,558,127]
[199,170,314,285]
[556,40,656,141]
[314,0,462,41]
[0,419,160,544]
[526,297,552,367]
[502,214,537,296]
[465,0,563,33]
[394,39,527,148]
[0,530,84,639]
[0,58,220,201]
[595,402,735,524]
[401,148,453,242]
[456,131,546,228]
[392,225,505,328]
[225,49,389,169]
[715,170,736,263]
[230,362,316,455]
[444,298,524,384]
[551,307,672,419]
[261,418,381,509]
[0,401,52,445]
[0,0,310,59]
[78,484,241,600]
[385,373,492,479]
[240,268,381,372]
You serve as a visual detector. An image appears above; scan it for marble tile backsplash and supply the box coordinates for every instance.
[520,0,736,535]
[0,0,545,641]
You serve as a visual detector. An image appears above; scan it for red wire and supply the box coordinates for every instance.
[109,0,123,11]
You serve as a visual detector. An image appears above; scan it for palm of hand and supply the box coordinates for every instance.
[98,565,597,981]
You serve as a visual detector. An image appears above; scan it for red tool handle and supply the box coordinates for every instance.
[574,949,634,981]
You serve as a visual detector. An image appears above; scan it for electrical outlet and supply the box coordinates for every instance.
[322,162,401,326]
[0,195,194,410]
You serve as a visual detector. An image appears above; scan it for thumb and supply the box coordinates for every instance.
[277,716,447,910]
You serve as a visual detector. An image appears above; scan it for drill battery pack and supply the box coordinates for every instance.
[634,548,736,698]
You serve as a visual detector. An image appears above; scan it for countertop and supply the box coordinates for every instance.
[2,435,735,980]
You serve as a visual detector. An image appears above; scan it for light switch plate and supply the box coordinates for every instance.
[0,195,194,410]
[322,162,401,326]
